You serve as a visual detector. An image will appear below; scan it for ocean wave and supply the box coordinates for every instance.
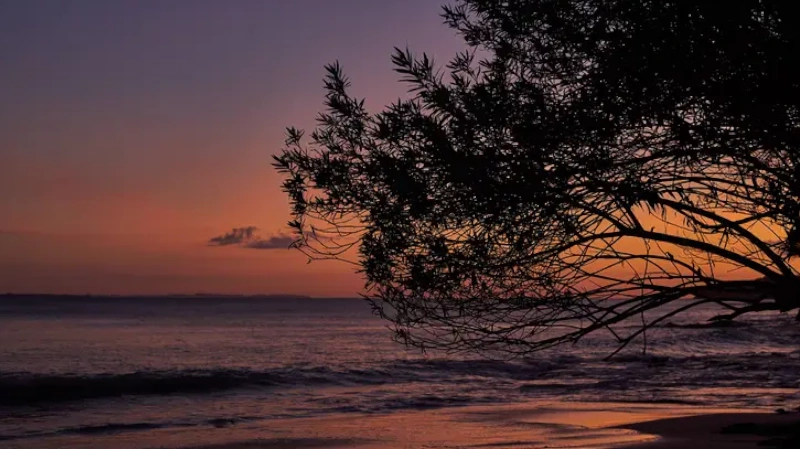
[0,421,174,442]
[2,349,798,408]
[0,358,556,407]
[659,321,751,329]
[0,371,268,405]
[59,422,164,435]
[0,414,272,442]
[0,368,323,406]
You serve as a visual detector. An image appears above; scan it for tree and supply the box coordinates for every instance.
[273,0,800,357]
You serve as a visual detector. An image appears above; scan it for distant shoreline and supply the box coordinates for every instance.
[0,293,363,301]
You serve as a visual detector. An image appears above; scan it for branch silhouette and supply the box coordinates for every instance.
[274,0,800,357]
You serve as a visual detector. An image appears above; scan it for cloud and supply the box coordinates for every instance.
[208,226,259,246]
[244,235,295,249]
[208,227,294,250]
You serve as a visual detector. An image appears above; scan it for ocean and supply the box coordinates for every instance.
[1,296,798,448]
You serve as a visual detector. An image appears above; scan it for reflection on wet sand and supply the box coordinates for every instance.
[171,402,776,449]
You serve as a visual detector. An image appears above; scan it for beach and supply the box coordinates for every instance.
[4,401,796,449]
[619,411,799,449]
[1,296,798,448]
[171,404,798,449]
[3,1,800,448]
[179,406,799,449]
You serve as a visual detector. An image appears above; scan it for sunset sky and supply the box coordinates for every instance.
[0,0,464,296]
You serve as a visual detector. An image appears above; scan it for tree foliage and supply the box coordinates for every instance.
[273,0,800,357]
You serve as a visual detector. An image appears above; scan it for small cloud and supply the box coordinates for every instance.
[208,226,259,246]
[208,227,294,250]
[244,235,295,249]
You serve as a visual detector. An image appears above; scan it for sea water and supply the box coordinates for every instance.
[1,296,798,448]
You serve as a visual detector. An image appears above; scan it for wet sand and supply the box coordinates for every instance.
[17,402,791,449]
[618,412,800,449]
[172,402,796,449]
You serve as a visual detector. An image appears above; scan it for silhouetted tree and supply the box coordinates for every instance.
[274,0,800,357]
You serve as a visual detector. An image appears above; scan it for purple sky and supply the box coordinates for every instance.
[0,0,464,295]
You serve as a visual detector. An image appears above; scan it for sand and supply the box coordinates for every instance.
[618,412,800,449]
[166,403,799,449]
[16,402,786,449]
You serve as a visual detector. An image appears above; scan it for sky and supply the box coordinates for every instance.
[0,0,465,296]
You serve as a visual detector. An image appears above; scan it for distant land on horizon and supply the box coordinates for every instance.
[0,293,363,301]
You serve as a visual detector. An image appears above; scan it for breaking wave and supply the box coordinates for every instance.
[0,367,384,406]
[3,348,800,408]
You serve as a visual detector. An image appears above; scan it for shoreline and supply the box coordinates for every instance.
[7,401,797,449]
[177,403,797,449]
